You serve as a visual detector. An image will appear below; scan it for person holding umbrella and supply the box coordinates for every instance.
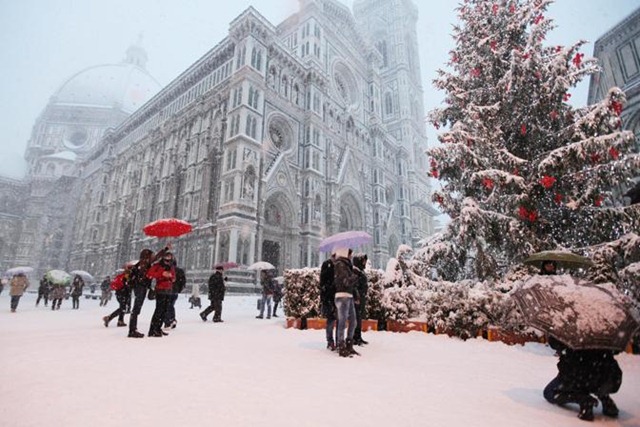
[543,336,622,421]
[333,247,360,357]
[256,270,275,319]
[70,275,85,309]
[9,273,29,312]
[515,256,629,421]
[49,282,65,310]
[36,276,51,307]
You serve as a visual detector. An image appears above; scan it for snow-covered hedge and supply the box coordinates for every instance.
[282,259,531,340]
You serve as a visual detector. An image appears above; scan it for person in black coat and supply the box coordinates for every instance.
[164,263,186,329]
[543,336,622,421]
[200,266,226,322]
[36,277,51,307]
[70,275,85,309]
[272,279,283,318]
[352,253,369,346]
[320,253,337,350]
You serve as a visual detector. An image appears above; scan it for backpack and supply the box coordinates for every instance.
[110,273,126,291]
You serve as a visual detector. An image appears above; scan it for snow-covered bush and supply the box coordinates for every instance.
[283,268,320,318]
[283,267,387,320]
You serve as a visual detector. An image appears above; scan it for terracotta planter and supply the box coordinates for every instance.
[386,319,428,333]
[487,326,543,346]
[434,324,456,337]
[285,317,302,329]
[306,318,327,330]
[361,319,378,332]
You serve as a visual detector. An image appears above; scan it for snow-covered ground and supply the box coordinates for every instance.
[1,292,638,427]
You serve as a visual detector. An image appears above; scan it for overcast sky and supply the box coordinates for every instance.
[0,0,638,180]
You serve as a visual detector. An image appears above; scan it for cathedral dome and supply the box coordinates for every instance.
[51,57,161,114]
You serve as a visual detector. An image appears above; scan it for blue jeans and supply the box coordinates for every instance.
[259,295,272,318]
[335,296,356,344]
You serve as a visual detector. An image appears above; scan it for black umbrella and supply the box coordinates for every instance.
[512,274,639,351]
[523,250,592,269]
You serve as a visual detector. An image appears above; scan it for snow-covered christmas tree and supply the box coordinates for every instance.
[416,0,640,285]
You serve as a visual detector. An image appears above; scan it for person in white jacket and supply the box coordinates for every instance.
[189,283,201,309]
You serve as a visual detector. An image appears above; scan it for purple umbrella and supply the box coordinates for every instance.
[318,231,372,253]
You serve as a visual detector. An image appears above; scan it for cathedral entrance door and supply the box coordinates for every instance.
[261,240,280,272]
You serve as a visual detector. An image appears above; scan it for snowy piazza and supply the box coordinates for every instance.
[1,0,639,426]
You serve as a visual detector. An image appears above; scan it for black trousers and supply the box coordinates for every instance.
[149,292,172,334]
[71,295,80,309]
[201,299,223,320]
[163,293,179,326]
[36,292,48,306]
[353,297,367,341]
[108,291,129,323]
[51,298,62,310]
[128,286,147,334]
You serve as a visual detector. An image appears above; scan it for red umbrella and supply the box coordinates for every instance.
[143,218,192,238]
[214,261,239,269]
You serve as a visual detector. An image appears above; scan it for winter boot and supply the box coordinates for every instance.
[103,316,110,327]
[569,395,597,422]
[577,401,595,421]
[338,341,351,358]
[200,312,207,322]
[598,395,619,418]
[346,338,361,356]
[327,341,336,351]
[128,331,144,338]
[117,320,127,327]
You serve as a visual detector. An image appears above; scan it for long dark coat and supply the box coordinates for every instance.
[208,271,225,301]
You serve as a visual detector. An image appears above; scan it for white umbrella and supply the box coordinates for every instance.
[5,266,34,276]
[70,270,94,283]
[247,261,275,271]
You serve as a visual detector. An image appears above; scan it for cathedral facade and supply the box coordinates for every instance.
[3,0,437,287]
[588,6,640,203]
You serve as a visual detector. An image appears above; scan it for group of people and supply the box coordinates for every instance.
[102,246,186,338]
[319,247,369,358]
[34,274,85,310]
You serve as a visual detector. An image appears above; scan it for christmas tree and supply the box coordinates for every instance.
[416,0,640,283]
